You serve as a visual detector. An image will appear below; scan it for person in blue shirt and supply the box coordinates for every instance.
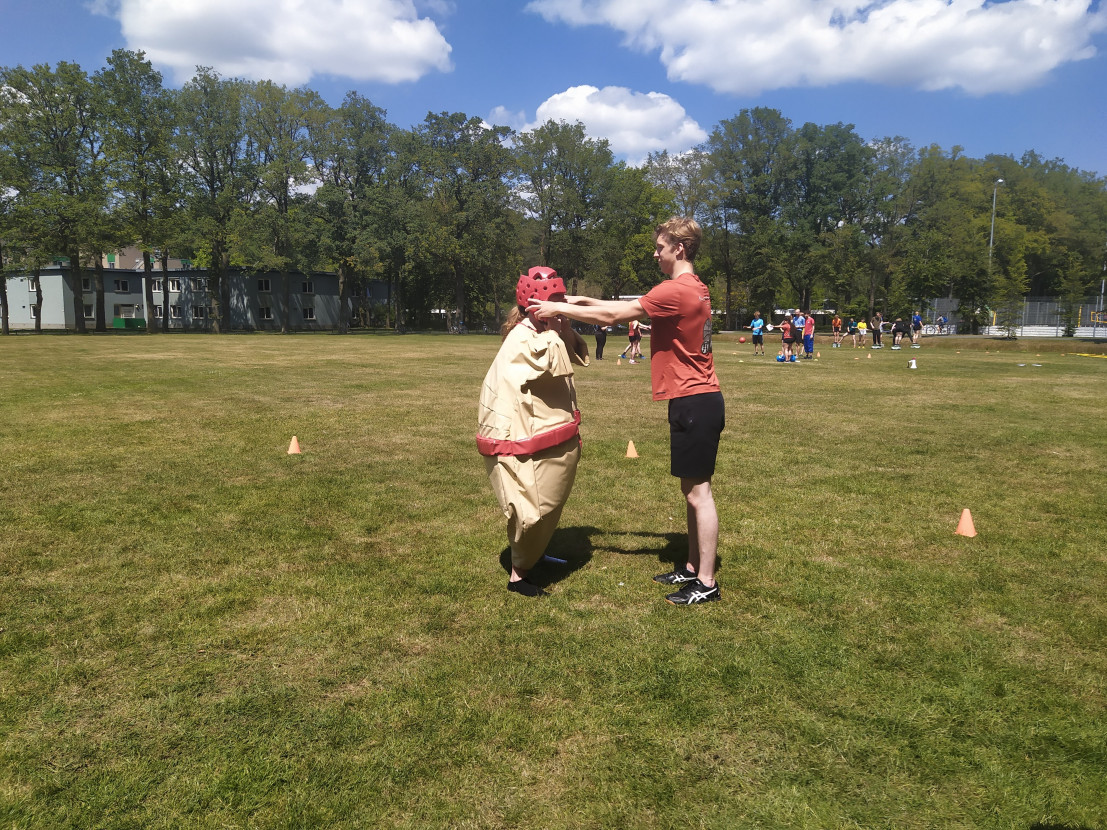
[745,311,766,355]
[911,311,923,347]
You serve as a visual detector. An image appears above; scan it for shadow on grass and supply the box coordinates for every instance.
[495,526,726,589]
[498,525,600,588]
[601,531,685,565]
[600,530,726,575]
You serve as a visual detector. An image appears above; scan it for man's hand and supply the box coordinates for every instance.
[527,299,562,320]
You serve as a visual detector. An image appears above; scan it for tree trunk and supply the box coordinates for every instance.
[209,240,225,334]
[337,263,351,334]
[94,258,107,332]
[454,265,465,331]
[0,243,8,335]
[161,252,171,332]
[221,249,232,332]
[0,275,8,335]
[280,270,291,334]
[34,272,43,334]
[143,250,158,332]
[70,252,87,334]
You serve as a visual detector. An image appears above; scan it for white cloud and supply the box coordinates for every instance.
[487,105,529,131]
[96,0,453,86]
[526,0,1107,95]
[508,85,708,163]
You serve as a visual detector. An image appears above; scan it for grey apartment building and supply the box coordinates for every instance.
[5,248,385,332]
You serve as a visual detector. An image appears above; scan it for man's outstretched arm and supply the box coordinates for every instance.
[529,297,645,327]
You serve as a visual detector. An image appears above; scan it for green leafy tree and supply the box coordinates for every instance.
[592,163,674,301]
[415,112,514,329]
[779,121,872,311]
[176,68,259,332]
[97,49,178,331]
[310,92,395,331]
[242,80,326,332]
[707,108,794,317]
[0,61,106,333]
[514,120,615,294]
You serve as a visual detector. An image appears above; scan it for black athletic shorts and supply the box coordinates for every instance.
[668,391,725,480]
[752,334,763,344]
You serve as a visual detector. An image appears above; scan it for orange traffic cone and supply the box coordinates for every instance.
[626,440,638,458]
[617,358,622,365]
[816,351,821,358]
[866,353,871,359]
[955,508,976,537]
[287,436,301,455]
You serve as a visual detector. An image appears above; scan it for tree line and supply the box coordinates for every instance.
[2,51,1105,335]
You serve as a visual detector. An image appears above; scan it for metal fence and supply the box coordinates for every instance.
[924,295,1106,332]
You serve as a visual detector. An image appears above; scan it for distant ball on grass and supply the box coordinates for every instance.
[739,336,746,343]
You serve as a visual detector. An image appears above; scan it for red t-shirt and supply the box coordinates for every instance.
[639,273,720,401]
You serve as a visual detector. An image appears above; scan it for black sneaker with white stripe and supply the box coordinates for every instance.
[653,567,697,585]
[666,578,720,605]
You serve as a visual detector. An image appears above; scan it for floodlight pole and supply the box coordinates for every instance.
[988,178,1004,335]
[988,178,1004,270]
[1096,234,1106,339]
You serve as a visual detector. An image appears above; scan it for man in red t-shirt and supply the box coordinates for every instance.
[528,217,724,605]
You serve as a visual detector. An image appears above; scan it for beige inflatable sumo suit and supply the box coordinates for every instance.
[477,268,582,575]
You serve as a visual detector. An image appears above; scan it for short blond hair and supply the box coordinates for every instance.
[655,216,702,262]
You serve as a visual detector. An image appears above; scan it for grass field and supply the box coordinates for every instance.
[1,330,1105,829]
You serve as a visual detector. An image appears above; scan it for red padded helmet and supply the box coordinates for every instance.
[516,266,566,308]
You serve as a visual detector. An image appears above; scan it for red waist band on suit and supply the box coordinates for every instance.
[476,410,581,457]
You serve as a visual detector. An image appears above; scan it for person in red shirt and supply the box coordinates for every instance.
[802,310,816,359]
[528,217,724,605]
[779,316,794,360]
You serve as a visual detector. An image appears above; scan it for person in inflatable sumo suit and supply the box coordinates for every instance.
[477,266,584,597]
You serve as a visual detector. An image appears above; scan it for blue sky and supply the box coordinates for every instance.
[6,0,1107,175]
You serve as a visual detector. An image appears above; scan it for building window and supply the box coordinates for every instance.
[191,277,206,291]
[151,279,162,292]
[302,307,315,320]
[28,277,39,292]
[259,306,273,320]
[170,305,182,319]
[169,279,181,293]
[82,278,92,292]
[301,281,314,294]
[108,261,116,269]
[114,279,129,293]
[153,305,163,318]
[84,305,94,319]
[113,304,138,319]
[258,278,271,292]
[30,306,38,319]
[192,306,207,319]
